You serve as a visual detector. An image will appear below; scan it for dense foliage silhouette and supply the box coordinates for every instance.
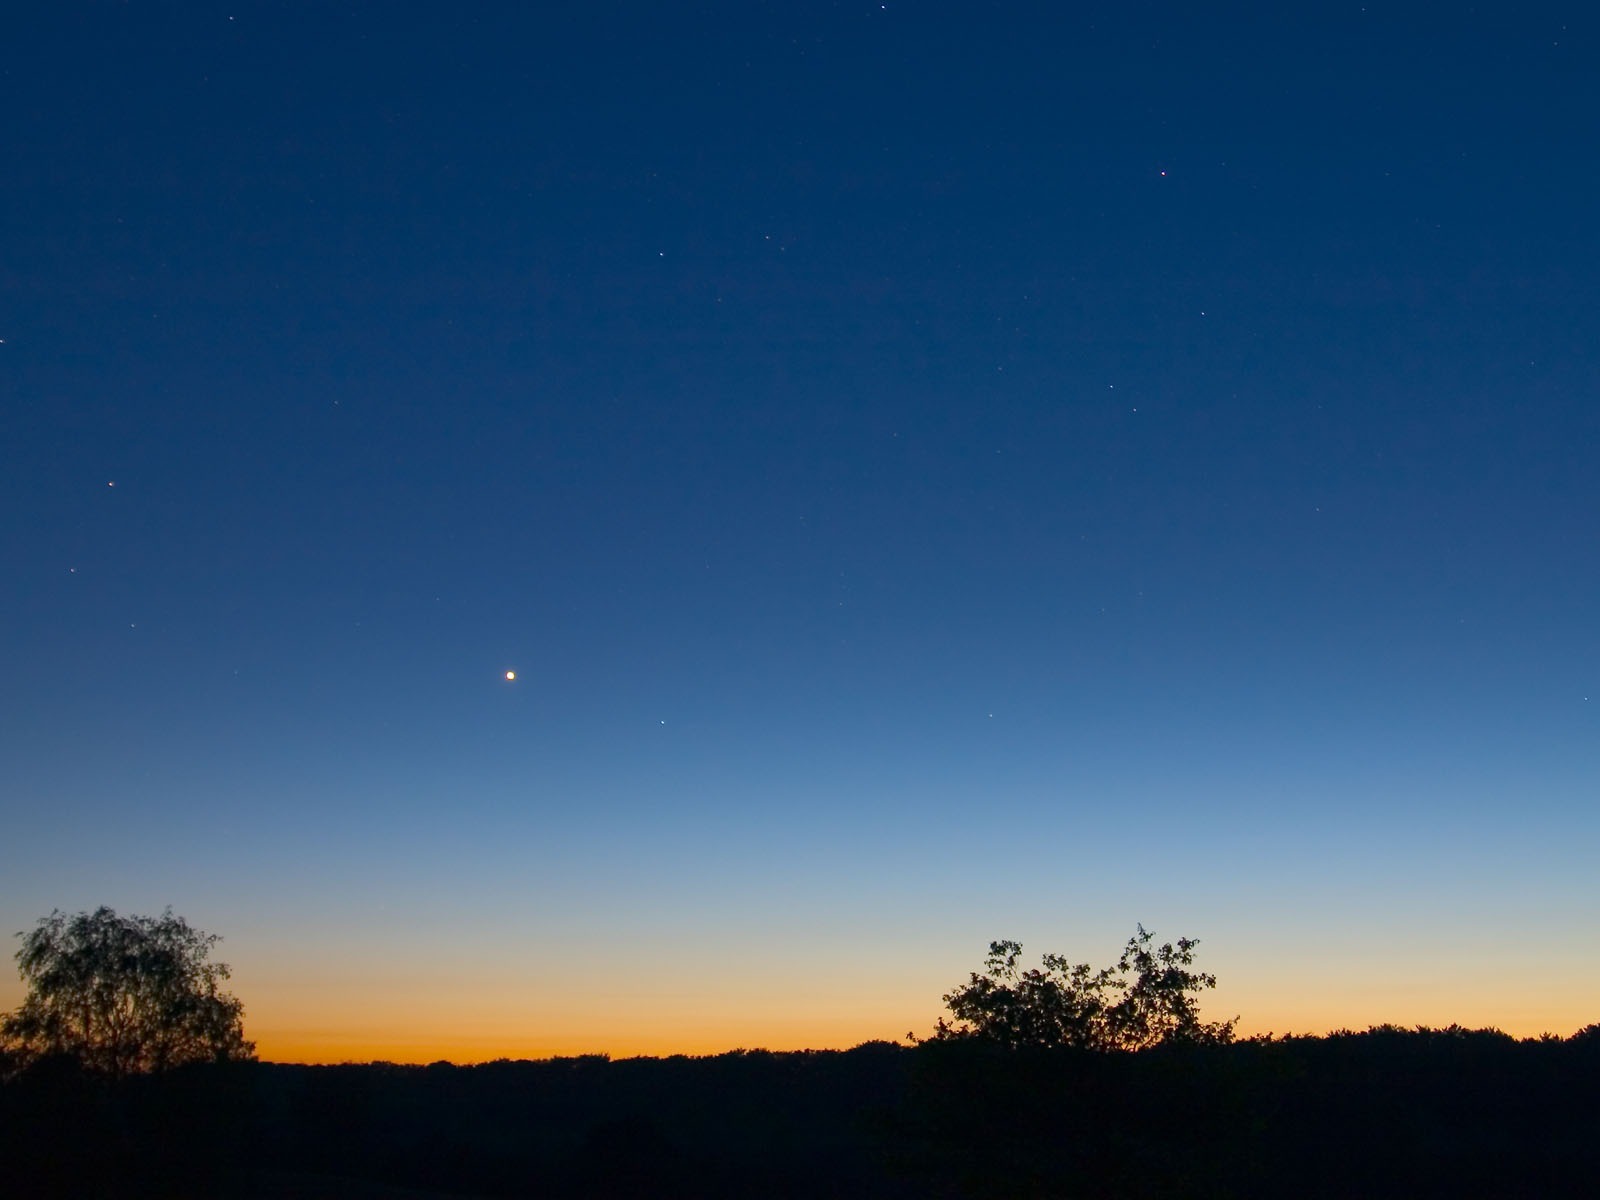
[931,926,1235,1050]
[1,907,254,1078]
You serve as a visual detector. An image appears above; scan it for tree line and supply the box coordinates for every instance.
[5,907,1598,1198]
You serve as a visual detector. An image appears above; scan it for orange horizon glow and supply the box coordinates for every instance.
[249,1008,1599,1066]
[221,959,1599,1066]
[7,964,1596,1068]
[6,925,1595,1068]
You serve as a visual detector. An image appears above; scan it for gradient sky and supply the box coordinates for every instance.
[3,2,1597,1062]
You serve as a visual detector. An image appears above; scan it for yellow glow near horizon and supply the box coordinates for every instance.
[5,964,1592,1066]
[5,932,1595,1067]
[249,1005,924,1065]
[239,996,1600,1066]
[249,1015,1600,1066]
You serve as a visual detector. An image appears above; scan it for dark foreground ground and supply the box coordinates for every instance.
[5,1028,1598,1198]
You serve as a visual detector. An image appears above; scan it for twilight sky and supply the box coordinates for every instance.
[3,2,1597,1061]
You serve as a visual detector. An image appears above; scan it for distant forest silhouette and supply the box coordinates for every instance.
[4,909,1598,1198]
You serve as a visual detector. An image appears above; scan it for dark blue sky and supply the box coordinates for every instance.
[4,3,1597,1056]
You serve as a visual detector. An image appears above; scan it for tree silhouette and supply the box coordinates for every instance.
[1,906,254,1076]
[931,925,1235,1050]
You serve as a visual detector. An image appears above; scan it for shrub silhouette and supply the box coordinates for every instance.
[2,906,254,1077]
[930,924,1235,1050]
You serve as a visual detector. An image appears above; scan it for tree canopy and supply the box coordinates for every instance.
[932,925,1235,1051]
[1,906,254,1076]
